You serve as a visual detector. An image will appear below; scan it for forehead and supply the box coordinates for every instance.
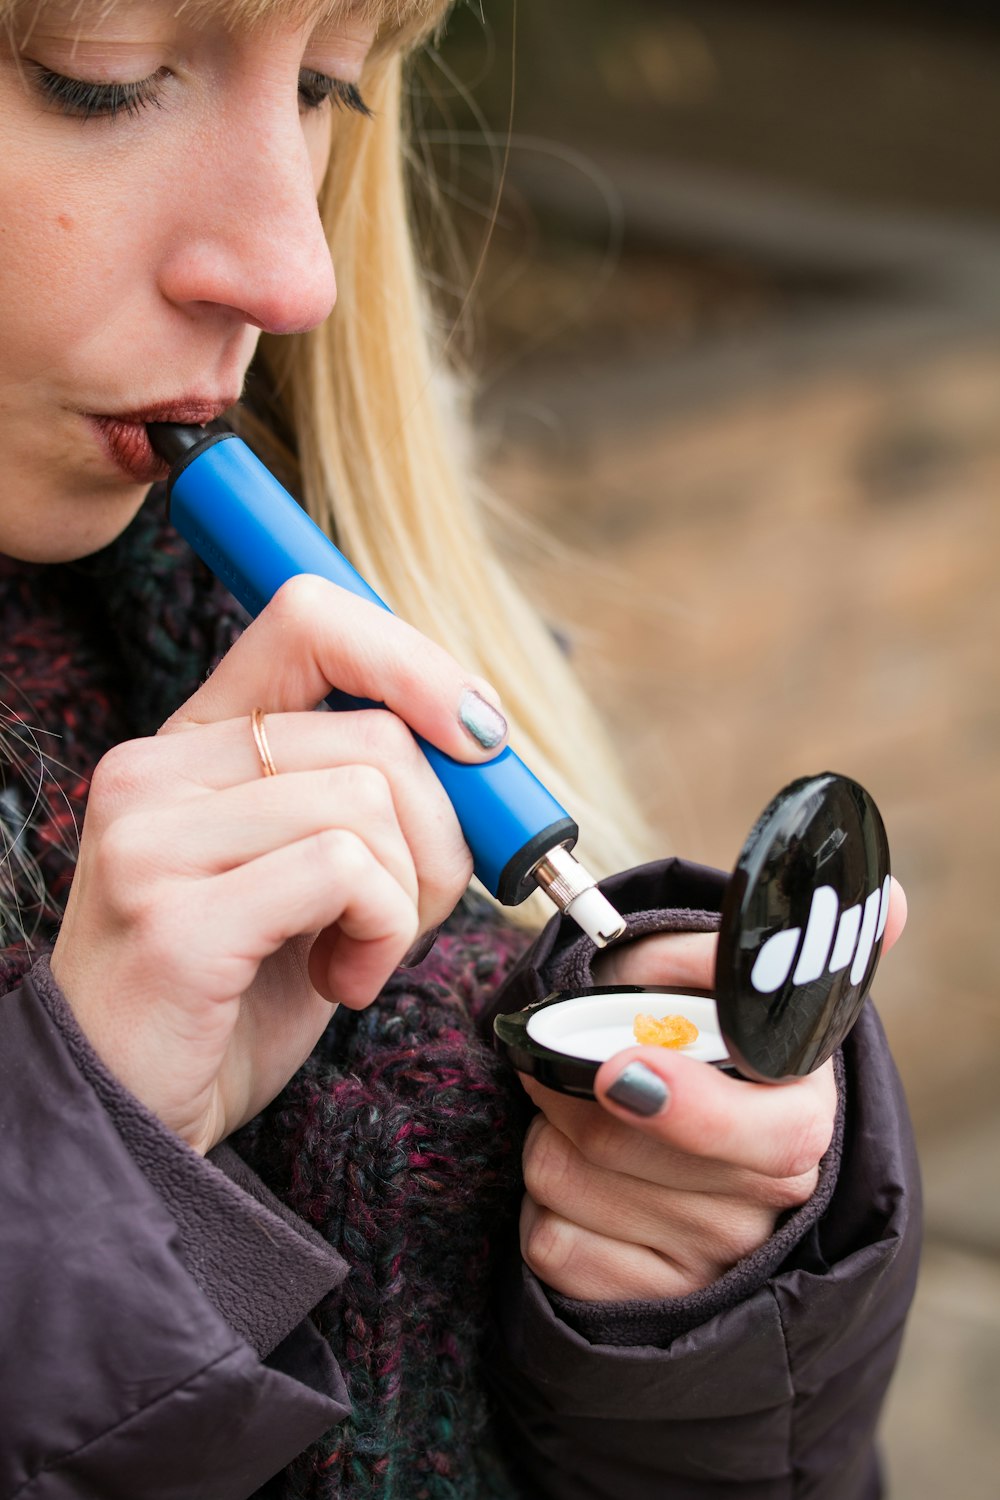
[1,0,448,43]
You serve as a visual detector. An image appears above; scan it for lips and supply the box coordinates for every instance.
[87,399,236,484]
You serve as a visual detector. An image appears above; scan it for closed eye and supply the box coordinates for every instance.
[26,64,371,122]
[298,71,371,116]
[28,64,169,121]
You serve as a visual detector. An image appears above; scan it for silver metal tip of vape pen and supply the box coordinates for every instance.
[532,845,628,947]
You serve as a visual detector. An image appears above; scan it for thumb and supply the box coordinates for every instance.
[593,1047,836,1179]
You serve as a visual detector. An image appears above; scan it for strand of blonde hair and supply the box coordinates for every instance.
[256,49,653,924]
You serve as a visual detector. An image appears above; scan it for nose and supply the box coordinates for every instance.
[157,100,337,336]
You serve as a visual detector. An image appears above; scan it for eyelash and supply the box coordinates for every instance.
[29,64,371,122]
[298,71,370,117]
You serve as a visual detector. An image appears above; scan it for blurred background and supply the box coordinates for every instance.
[420,1,1000,1493]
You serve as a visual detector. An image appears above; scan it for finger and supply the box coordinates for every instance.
[112,712,470,927]
[519,1195,691,1301]
[161,575,508,761]
[183,828,418,1008]
[882,876,906,951]
[157,710,429,793]
[251,715,471,924]
[517,1074,820,1209]
[592,1049,837,1180]
[522,1116,777,1274]
[592,929,718,990]
[110,766,420,910]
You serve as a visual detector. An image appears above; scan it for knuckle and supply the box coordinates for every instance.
[774,1102,835,1180]
[356,714,471,904]
[655,1256,705,1298]
[453,843,474,889]
[270,573,331,628]
[574,1108,625,1171]
[393,648,438,705]
[310,829,415,930]
[312,826,368,876]
[768,1167,821,1210]
[418,834,472,918]
[131,895,183,971]
[88,740,155,812]
[522,1119,575,1210]
[336,764,396,822]
[96,858,175,964]
[521,1204,575,1283]
[91,815,157,917]
[712,1208,774,1267]
[360,710,420,767]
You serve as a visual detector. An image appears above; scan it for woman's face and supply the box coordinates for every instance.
[0,1,374,562]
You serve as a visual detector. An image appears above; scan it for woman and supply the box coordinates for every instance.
[0,2,918,1497]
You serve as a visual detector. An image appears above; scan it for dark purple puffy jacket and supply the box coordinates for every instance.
[0,860,920,1499]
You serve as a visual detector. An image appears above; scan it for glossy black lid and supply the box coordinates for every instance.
[715,772,890,1082]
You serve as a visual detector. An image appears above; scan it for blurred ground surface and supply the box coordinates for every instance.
[433,0,1000,1491]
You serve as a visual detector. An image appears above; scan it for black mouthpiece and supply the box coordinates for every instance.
[148,420,229,466]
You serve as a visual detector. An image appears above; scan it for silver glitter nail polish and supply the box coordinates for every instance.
[459,689,507,750]
[606,1063,670,1117]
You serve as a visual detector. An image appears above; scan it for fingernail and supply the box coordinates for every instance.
[459,689,507,750]
[606,1062,670,1117]
[400,926,441,968]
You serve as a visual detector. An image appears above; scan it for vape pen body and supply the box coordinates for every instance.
[150,424,625,942]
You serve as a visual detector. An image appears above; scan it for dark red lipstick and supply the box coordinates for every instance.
[87,399,235,483]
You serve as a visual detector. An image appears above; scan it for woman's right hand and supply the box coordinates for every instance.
[50,575,507,1155]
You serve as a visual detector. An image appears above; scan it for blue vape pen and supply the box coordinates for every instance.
[148,422,626,945]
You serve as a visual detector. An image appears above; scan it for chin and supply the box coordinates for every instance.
[1,484,152,565]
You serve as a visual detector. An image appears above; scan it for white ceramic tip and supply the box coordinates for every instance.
[565,885,628,947]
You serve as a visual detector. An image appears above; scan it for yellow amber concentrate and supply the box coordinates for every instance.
[632,1013,700,1049]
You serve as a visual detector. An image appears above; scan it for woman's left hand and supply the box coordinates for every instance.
[518,878,907,1301]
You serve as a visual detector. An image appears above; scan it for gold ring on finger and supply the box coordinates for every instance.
[250,706,278,777]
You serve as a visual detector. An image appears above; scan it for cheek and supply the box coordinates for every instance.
[0,156,136,353]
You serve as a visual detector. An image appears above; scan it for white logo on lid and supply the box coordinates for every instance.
[749,875,891,995]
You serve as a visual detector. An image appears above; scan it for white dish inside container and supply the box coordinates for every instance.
[526,990,729,1065]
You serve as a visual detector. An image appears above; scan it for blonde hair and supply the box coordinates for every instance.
[7,0,653,926]
[256,11,654,923]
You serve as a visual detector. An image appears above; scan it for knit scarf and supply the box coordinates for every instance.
[0,498,532,1498]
